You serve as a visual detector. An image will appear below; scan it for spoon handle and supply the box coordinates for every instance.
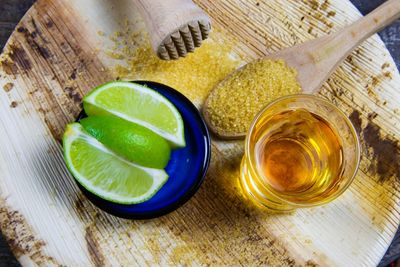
[323,0,400,68]
[350,0,400,38]
[280,0,400,94]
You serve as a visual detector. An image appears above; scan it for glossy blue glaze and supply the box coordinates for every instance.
[76,81,211,219]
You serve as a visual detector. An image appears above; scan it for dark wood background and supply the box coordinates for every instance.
[0,0,399,266]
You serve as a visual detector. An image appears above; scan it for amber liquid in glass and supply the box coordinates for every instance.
[253,109,344,204]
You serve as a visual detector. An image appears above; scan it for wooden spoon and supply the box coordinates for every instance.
[203,0,400,139]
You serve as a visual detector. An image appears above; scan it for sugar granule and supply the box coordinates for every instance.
[206,59,301,135]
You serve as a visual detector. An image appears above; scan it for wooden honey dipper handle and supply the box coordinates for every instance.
[133,0,212,60]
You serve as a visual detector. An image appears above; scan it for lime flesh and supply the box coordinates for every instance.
[83,81,185,147]
[80,115,171,169]
[63,123,169,204]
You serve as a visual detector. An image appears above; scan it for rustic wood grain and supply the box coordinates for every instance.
[0,1,35,266]
[0,0,399,266]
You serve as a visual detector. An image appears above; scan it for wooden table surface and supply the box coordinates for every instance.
[0,0,399,266]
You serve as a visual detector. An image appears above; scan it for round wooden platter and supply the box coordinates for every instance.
[0,0,399,266]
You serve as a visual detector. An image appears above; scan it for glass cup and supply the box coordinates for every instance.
[240,94,360,212]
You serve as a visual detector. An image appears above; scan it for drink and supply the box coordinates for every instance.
[240,95,360,211]
[255,109,343,202]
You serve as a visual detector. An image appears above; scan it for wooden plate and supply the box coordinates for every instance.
[0,0,399,266]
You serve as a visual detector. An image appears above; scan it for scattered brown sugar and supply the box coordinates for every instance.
[320,0,331,11]
[105,51,124,60]
[327,11,336,17]
[3,82,14,92]
[300,0,336,35]
[381,62,390,69]
[383,71,393,79]
[10,101,18,108]
[106,22,242,104]
[205,59,301,135]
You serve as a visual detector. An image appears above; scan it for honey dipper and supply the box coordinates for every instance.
[134,0,211,60]
[203,0,400,139]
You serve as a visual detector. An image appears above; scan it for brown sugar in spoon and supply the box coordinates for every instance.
[203,0,400,140]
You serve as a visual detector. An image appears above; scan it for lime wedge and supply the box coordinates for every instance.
[83,81,185,147]
[63,123,168,204]
[80,115,171,169]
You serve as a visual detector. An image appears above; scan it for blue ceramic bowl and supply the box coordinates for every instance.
[76,81,211,219]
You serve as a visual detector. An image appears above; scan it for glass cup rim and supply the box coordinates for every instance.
[244,93,361,207]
